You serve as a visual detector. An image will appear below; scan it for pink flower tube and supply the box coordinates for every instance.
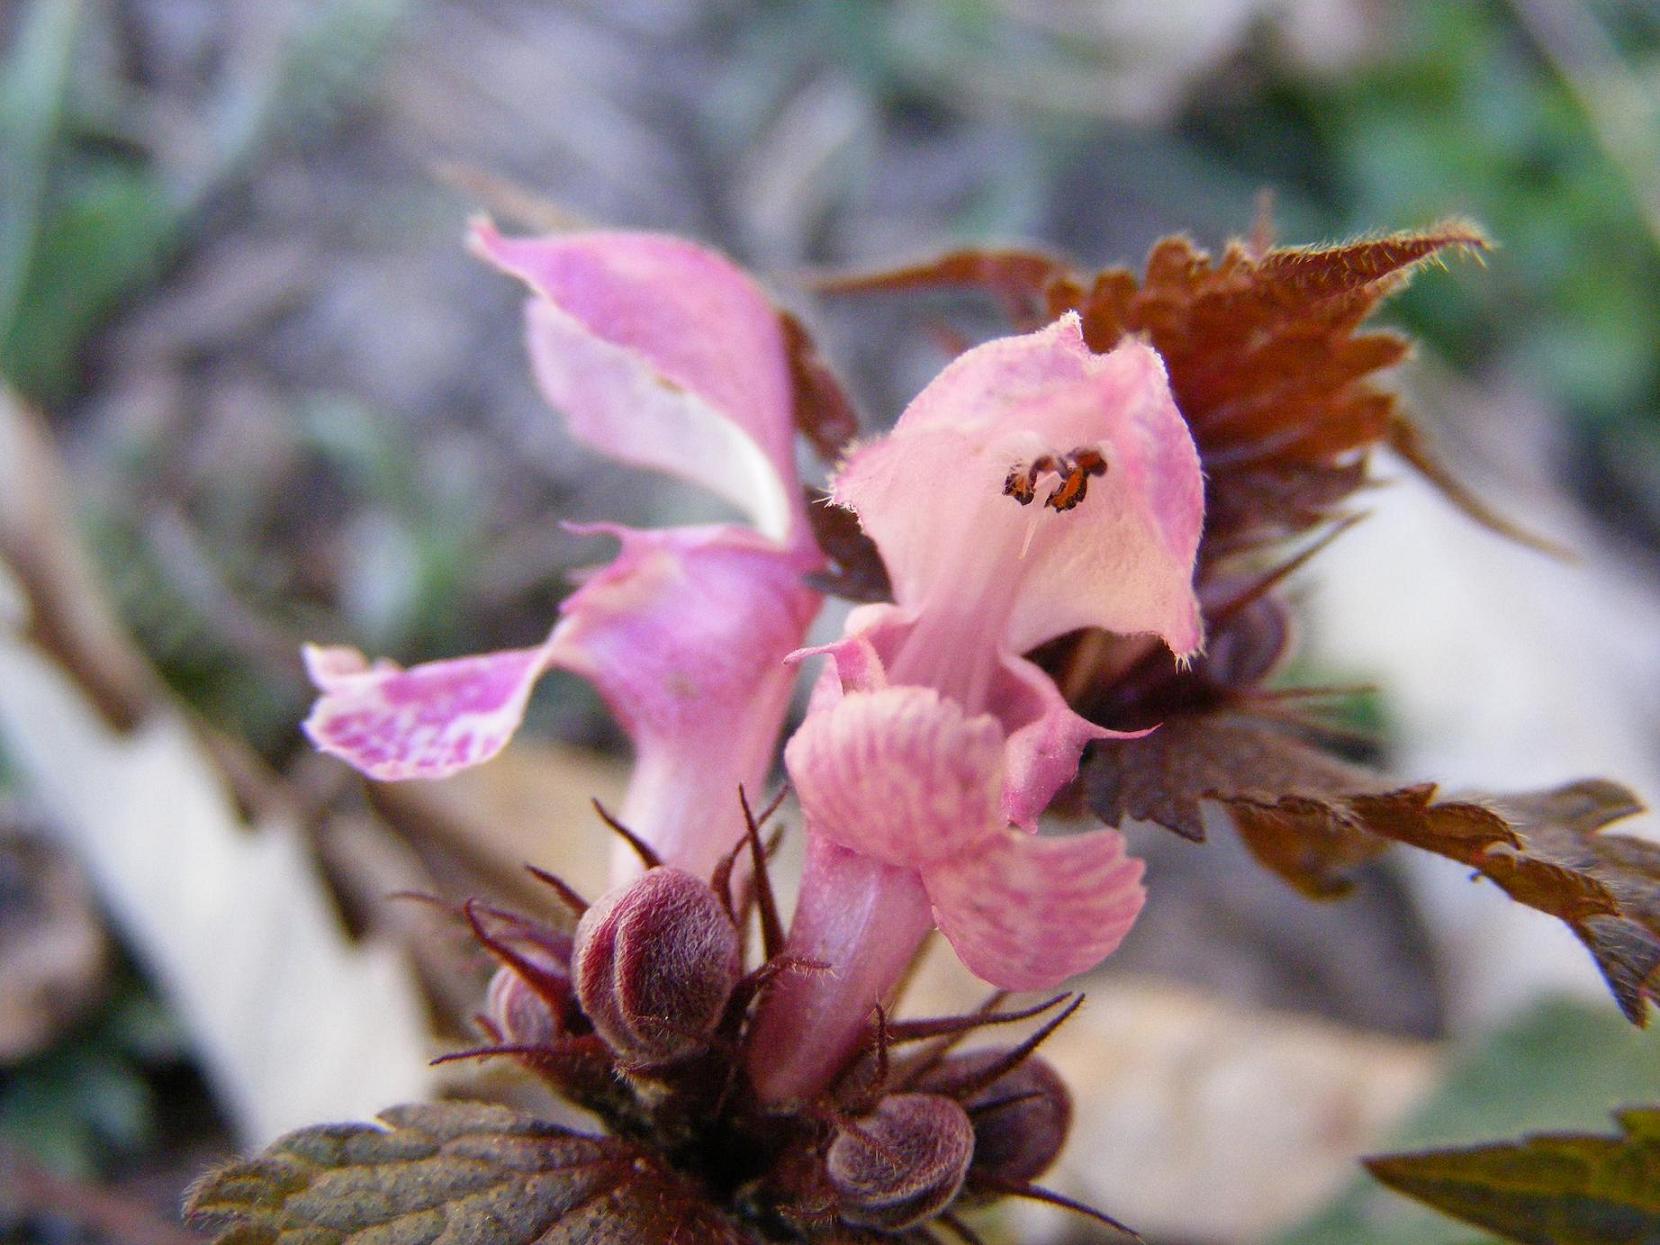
[749,316,1205,1103]
[304,224,820,881]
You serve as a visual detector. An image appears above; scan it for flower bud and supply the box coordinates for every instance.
[484,964,565,1046]
[826,1092,974,1230]
[573,867,741,1067]
[924,1050,1071,1185]
[470,904,574,1044]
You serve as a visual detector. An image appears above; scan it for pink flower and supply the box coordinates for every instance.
[304,224,820,879]
[749,316,1204,1103]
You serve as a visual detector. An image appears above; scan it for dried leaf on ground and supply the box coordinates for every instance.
[0,828,109,1060]
[0,389,432,1143]
[186,1100,753,1245]
[0,388,155,727]
[1364,1106,1660,1245]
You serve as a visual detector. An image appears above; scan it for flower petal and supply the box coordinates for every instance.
[302,641,555,781]
[471,221,802,545]
[555,524,821,875]
[799,608,1142,827]
[991,651,1145,828]
[304,523,821,876]
[785,686,1005,869]
[924,826,1145,991]
[831,315,1204,656]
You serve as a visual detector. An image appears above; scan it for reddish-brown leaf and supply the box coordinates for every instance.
[1066,227,1494,559]
[185,1101,753,1244]
[1079,710,1367,829]
[1087,713,1657,1021]
[816,247,1073,329]
[782,311,862,461]
[1351,780,1657,1025]
[1082,713,1388,898]
[803,487,892,603]
[1364,1106,1660,1244]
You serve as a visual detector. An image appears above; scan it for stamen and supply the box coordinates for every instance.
[1018,508,1042,559]
[1001,447,1108,514]
[1044,447,1108,512]
[1002,454,1057,506]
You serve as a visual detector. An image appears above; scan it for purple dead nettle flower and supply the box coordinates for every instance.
[304,222,821,882]
[748,316,1206,1103]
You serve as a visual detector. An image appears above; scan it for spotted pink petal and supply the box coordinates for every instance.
[305,524,820,875]
[793,605,1141,828]
[923,827,1145,991]
[831,315,1205,658]
[302,641,555,781]
[785,687,1005,870]
[470,221,803,545]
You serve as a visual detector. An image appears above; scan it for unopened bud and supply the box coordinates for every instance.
[573,867,740,1067]
[826,1092,974,1230]
[485,964,565,1045]
[924,1050,1071,1185]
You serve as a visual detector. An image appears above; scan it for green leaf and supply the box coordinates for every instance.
[0,0,83,341]
[186,1101,755,1245]
[0,161,179,401]
[1276,999,1660,1245]
[1365,1108,1660,1245]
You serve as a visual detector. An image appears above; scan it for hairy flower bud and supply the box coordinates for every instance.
[572,867,741,1067]
[826,1092,975,1229]
[484,965,565,1046]
[924,1050,1072,1185]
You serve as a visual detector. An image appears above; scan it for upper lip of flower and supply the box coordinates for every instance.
[828,312,1206,671]
[468,218,811,551]
[790,312,1207,827]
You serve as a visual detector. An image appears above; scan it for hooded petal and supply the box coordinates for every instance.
[302,642,555,781]
[831,316,1204,657]
[786,686,1005,870]
[924,827,1145,991]
[471,221,803,545]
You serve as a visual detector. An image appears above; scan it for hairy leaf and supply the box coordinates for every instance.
[818,246,1070,326]
[1087,727,1659,1025]
[1364,1107,1660,1245]
[803,486,891,603]
[186,1100,753,1244]
[1083,712,1388,897]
